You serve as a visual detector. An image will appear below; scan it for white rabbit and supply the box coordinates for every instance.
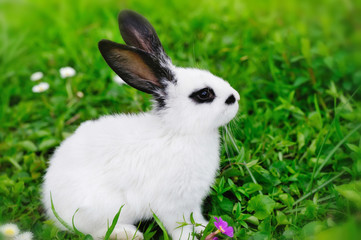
[42,10,240,240]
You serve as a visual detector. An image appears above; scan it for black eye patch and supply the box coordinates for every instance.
[189,87,216,103]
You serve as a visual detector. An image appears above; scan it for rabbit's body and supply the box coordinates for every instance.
[42,11,239,240]
[43,112,219,238]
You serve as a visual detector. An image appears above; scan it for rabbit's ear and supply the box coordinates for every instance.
[118,10,169,62]
[98,39,172,94]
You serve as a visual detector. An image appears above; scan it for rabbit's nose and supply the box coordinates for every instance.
[225,94,236,105]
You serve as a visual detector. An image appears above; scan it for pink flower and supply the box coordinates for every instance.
[214,217,234,237]
[204,232,218,240]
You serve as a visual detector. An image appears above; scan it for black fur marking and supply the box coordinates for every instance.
[189,87,216,104]
[154,95,167,109]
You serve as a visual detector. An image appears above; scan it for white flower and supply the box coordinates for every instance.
[59,66,76,78]
[0,223,20,237]
[76,91,84,98]
[15,231,33,240]
[32,82,49,93]
[113,75,126,85]
[30,72,44,81]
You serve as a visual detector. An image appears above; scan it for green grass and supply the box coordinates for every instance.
[1,0,361,239]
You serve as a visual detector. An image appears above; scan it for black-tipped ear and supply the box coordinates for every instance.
[98,39,171,94]
[118,10,169,61]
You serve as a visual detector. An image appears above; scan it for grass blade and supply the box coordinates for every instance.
[104,205,124,240]
[50,192,73,232]
[314,123,361,178]
[294,170,345,206]
[224,125,263,195]
[72,208,85,237]
[307,87,360,191]
[152,211,169,240]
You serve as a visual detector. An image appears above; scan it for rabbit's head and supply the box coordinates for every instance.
[99,10,239,133]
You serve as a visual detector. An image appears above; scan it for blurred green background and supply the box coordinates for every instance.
[0,0,361,239]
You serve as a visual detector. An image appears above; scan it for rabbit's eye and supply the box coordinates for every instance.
[200,90,209,98]
[189,87,216,103]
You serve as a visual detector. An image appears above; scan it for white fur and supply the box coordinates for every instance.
[42,64,239,240]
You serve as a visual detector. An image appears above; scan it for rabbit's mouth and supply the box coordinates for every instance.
[218,103,239,127]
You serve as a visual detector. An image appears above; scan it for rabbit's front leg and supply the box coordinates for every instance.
[159,211,193,240]
[192,209,209,234]
[160,209,208,240]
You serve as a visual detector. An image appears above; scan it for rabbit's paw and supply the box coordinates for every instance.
[95,225,144,240]
[110,226,143,240]
[171,227,194,240]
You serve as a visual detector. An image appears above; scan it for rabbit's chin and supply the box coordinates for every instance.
[217,102,239,127]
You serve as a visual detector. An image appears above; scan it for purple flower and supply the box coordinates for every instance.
[213,238,219,240]
[214,217,234,237]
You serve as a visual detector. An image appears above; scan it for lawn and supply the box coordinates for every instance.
[1,0,361,239]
